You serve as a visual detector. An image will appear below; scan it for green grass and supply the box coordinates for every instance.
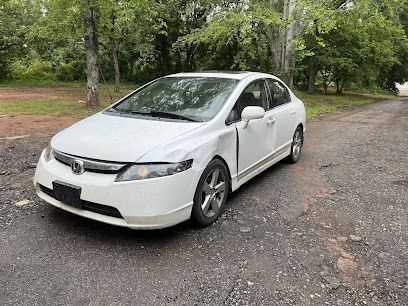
[0,81,135,118]
[0,83,394,119]
[50,88,131,100]
[0,100,111,117]
[295,90,394,118]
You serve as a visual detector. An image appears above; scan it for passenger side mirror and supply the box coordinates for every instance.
[240,106,265,128]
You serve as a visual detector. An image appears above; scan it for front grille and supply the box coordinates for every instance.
[39,184,123,219]
[53,150,127,174]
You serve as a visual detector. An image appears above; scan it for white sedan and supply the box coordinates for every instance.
[34,72,306,229]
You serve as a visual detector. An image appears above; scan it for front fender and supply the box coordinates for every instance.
[138,128,237,181]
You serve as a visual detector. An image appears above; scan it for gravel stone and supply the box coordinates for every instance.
[1,99,407,305]
[349,234,362,242]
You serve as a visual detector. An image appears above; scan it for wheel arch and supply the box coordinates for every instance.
[297,122,305,134]
[210,155,233,193]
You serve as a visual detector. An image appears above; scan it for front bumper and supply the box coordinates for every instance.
[33,151,201,229]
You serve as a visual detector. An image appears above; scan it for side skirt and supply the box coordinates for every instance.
[233,144,291,190]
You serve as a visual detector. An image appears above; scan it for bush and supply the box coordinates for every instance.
[55,63,74,81]
[55,61,86,81]
[9,61,26,79]
[10,59,54,80]
[9,59,86,81]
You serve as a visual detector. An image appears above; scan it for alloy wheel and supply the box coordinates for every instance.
[292,129,303,159]
[201,169,226,218]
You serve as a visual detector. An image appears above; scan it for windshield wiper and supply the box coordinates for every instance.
[129,110,200,122]
[149,111,200,122]
[126,110,200,122]
[130,110,151,116]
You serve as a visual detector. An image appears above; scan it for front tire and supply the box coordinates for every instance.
[287,126,303,163]
[191,159,230,227]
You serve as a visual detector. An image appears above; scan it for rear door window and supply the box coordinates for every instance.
[266,79,291,108]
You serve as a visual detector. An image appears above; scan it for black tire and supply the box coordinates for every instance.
[191,158,230,227]
[286,126,304,164]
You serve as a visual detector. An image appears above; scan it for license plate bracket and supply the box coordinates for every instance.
[52,181,82,209]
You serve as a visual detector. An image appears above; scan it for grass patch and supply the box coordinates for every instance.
[51,88,132,100]
[0,100,110,118]
[0,83,134,118]
[295,90,394,118]
[0,84,394,119]
[305,104,338,118]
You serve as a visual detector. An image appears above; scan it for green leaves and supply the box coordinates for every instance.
[2,0,408,90]
[297,0,408,92]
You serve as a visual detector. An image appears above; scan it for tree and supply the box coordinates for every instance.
[3,0,408,96]
[0,0,41,79]
[83,1,100,107]
[281,0,300,87]
[98,0,151,92]
[110,14,120,92]
[297,0,408,93]
[176,0,302,85]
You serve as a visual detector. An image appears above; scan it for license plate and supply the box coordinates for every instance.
[52,181,82,209]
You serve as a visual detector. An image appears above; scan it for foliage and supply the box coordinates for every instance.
[10,59,54,80]
[296,0,408,93]
[55,61,86,81]
[1,0,408,93]
[0,0,42,79]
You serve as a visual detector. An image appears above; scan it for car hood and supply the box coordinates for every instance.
[51,112,205,162]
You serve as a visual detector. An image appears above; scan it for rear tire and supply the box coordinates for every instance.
[286,126,303,163]
[191,159,230,227]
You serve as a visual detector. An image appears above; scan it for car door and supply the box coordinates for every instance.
[233,79,275,181]
[266,79,296,152]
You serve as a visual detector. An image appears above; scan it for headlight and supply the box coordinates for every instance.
[115,159,193,182]
[44,143,54,162]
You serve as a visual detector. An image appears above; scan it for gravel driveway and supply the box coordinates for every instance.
[1,97,407,305]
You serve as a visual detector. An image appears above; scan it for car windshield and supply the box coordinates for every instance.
[111,77,239,121]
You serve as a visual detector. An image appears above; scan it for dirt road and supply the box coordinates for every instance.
[397,82,408,97]
[1,98,407,305]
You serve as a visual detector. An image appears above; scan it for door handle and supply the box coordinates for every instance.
[290,110,296,115]
[267,118,276,126]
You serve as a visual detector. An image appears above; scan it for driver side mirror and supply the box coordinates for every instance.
[240,106,265,128]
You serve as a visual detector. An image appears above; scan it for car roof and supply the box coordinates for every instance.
[166,71,276,80]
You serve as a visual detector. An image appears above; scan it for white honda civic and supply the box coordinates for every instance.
[34,72,306,229]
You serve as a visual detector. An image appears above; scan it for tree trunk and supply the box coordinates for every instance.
[323,82,328,94]
[110,14,120,92]
[282,0,297,87]
[269,0,300,86]
[84,4,99,107]
[269,28,282,77]
[336,79,341,93]
[322,73,329,94]
[340,81,344,93]
[185,42,197,72]
[111,38,120,92]
[320,68,331,94]
[157,33,170,75]
[307,56,318,93]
